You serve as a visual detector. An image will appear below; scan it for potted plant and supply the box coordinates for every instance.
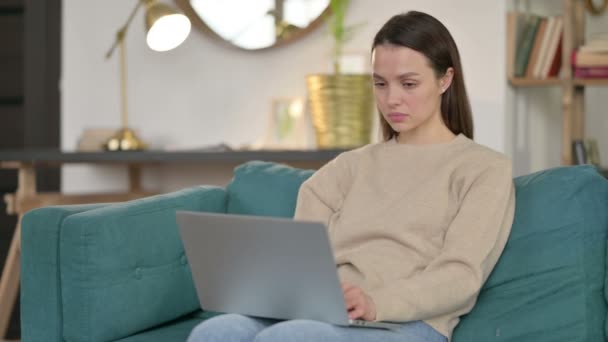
[306,0,374,149]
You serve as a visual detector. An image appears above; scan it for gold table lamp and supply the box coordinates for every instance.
[104,0,191,151]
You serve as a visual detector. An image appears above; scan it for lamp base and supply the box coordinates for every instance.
[104,128,148,151]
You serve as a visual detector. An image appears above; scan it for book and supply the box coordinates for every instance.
[540,17,563,78]
[506,12,529,78]
[572,139,587,165]
[547,34,563,77]
[533,16,556,78]
[572,50,608,67]
[573,66,608,78]
[525,18,548,78]
[76,128,116,151]
[572,139,602,167]
[514,15,542,77]
[586,139,602,167]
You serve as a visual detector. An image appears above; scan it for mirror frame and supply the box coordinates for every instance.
[174,0,331,51]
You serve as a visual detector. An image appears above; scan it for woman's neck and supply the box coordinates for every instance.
[396,125,456,145]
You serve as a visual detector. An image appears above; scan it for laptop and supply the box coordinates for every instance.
[176,210,401,330]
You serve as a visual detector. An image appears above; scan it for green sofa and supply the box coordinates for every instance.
[20,161,608,342]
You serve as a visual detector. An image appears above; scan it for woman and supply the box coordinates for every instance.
[188,10,515,342]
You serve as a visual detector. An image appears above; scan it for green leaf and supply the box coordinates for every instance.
[327,0,367,74]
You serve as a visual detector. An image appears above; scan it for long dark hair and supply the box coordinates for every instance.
[372,11,474,141]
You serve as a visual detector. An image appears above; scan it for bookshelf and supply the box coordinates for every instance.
[508,0,607,165]
[573,78,608,86]
[508,77,562,86]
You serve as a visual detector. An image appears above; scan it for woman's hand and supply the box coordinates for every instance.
[341,282,377,321]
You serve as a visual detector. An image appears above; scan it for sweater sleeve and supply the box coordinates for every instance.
[293,152,354,224]
[367,159,516,322]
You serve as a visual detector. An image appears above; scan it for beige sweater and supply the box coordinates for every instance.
[294,134,515,340]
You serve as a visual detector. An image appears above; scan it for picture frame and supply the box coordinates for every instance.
[260,97,310,150]
[572,138,602,166]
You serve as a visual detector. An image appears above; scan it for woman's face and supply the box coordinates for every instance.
[372,44,452,141]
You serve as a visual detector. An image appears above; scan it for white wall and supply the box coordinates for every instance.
[585,14,608,168]
[61,0,508,193]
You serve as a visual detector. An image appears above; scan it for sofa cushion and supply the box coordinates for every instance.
[226,161,314,217]
[453,165,608,342]
[59,186,227,342]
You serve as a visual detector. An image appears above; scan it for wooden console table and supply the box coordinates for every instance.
[0,148,344,341]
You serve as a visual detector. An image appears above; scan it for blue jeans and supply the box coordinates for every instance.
[187,314,447,342]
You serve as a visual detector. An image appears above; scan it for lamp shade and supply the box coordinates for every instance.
[145,2,191,52]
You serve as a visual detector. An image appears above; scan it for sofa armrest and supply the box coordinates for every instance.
[21,203,113,342]
[56,186,227,342]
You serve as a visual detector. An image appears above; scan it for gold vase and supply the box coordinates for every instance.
[306,74,374,149]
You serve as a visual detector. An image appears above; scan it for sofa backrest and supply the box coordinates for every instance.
[226,161,314,217]
[453,165,608,341]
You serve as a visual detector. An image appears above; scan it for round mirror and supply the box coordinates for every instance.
[174,0,330,50]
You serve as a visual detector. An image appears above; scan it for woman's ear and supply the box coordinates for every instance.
[440,67,454,94]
